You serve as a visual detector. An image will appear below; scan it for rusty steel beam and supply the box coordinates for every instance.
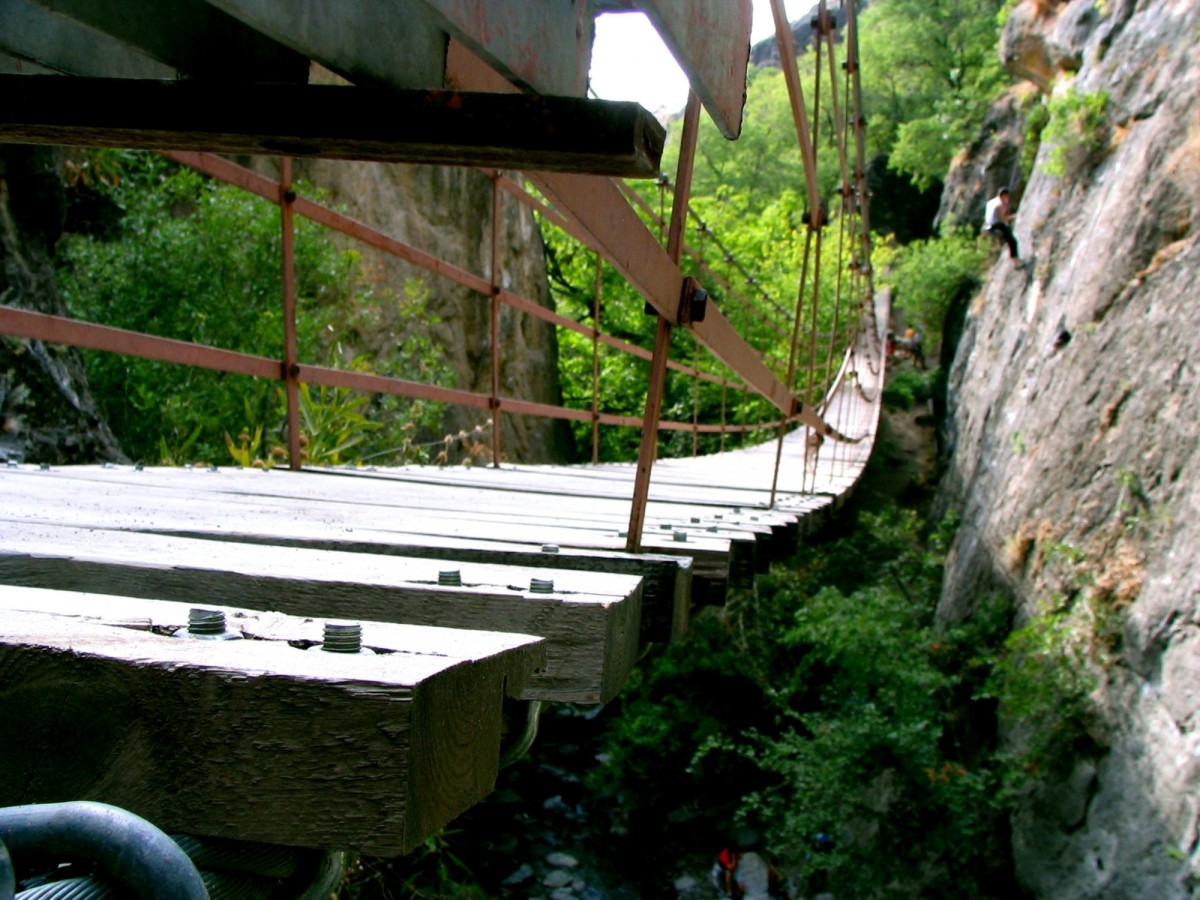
[447,43,817,419]
[769,0,822,224]
[0,306,280,379]
[168,151,741,392]
[625,90,701,553]
[489,174,503,467]
[415,0,592,97]
[279,156,302,471]
[0,75,666,176]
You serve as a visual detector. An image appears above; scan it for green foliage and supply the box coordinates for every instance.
[882,228,989,347]
[55,152,448,465]
[982,598,1099,792]
[341,829,487,900]
[591,509,1016,896]
[882,366,936,411]
[859,0,1009,188]
[1039,86,1111,177]
[1020,95,1052,180]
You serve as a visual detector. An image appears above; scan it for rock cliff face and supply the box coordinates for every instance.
[286,156,573,463]
[934,0,1200,896]
[0,146,126,463]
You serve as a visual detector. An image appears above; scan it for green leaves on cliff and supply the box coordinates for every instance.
[1039,86,1111,177]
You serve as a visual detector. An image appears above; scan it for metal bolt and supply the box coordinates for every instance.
[188,608,225,635]
[659,523,673,531]
[690,517,701,524]
[541,544,560,554]
[529,577,555,594]
[438,569,463,587]
[180,608,242,641]
[673,530,688,543]
[707,525,719,533]
[322,622,362,654]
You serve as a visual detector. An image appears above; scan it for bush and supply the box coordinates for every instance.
[1039,86,1110,177]
[884,230,989,349]
[589,509,1016,897]
[883,366,936,411]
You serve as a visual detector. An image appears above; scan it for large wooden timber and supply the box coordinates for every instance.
[0,466,694,639]
[0,585,545,856]
[0,523,642,704]
[0,75,666,176]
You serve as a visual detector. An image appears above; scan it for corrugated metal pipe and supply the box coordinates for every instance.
[0,802,208,900]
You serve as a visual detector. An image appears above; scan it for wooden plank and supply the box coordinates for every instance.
[0,470,692,642]
[0,75,666,177]
[0,464,735,605]
[0,586,544,856]
[0,523,642,704]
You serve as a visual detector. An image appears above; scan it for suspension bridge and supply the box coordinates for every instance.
[0,1,887,895]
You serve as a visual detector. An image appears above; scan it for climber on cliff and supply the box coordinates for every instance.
[984,188,1023,267]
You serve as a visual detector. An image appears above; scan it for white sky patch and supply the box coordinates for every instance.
[588,1,814,115]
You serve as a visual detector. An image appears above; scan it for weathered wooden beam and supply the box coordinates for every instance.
[0,522,643,704]
[0,586,545,856]
[0,75,666,176]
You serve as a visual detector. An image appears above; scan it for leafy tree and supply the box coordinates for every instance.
[858,0,1009,188]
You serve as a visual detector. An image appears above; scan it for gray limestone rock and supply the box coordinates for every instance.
[935,1,1200,896]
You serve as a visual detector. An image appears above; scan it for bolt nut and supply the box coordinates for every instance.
[541,544,560,554]
[529,577,555,594]
[438,569,463,587]
[179,608,242,641]
[673,530,688,543]
[322,622,362,654]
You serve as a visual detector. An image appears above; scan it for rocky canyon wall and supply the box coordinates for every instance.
[281,155,573,464]
[934,0,1200,895]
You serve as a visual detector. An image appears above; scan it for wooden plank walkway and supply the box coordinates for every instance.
[0,303,887,855]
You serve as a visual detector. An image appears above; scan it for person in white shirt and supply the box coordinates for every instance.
[984,187,1022,266]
